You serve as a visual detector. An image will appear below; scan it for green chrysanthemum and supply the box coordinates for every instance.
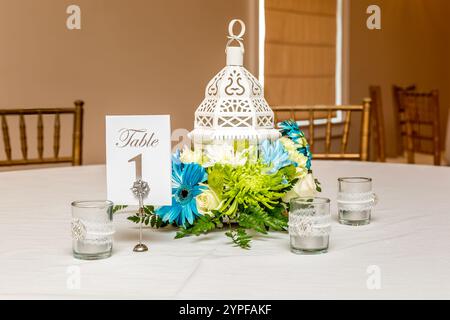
[208,162,297,217]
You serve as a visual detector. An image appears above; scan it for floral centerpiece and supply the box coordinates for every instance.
[121,20,320,249]
[124,120,320,249]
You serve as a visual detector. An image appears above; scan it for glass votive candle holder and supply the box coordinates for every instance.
[337,177,377,226]
[289,197,331,255]
[71,200,114,260]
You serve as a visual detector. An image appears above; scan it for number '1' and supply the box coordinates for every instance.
[128,154,143,181]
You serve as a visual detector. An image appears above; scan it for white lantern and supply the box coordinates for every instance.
[189,19,280,163]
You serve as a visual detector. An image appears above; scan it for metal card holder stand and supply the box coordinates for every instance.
[131,179,149,252]
[129,153,150,252]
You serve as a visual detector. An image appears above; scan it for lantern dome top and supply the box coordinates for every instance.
[189,19,280,141]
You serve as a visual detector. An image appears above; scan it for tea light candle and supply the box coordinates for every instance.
[289,197,331,255]
[71,200,114,260]
[337,177,377,226]
[338,208,371,225]
[290,235,329,252]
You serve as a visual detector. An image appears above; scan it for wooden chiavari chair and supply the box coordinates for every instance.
[273,99,371,161]
[369,86,386,162]
[399,90,441,166]
[392,84,416,154]
[0,100,84,167]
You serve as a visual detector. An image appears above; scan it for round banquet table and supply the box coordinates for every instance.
[0,160,449,300]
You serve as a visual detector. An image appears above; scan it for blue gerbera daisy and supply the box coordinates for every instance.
[156,157,207,227]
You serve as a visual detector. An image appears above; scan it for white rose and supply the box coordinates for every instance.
[282,173,317,203]
[204,144,247,167]
[196,186,221,216]
[180,146,202,164]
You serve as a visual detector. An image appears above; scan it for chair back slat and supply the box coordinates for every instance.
[341,110,352,154]
[431,91,441,166]
[290,109,295,122]
[273,100,371,161]
[360,98,371,161]
[1,115,12,160]
[72,100,84,166]
[399,90,441,165]
[37,113,44,159]
[19,113,28,159]
[369,86,386,162]
[308,110,314,152]
[0,100,84,167]
[392,84,416,155]
[325,109,332,154]
[54,113,61,158]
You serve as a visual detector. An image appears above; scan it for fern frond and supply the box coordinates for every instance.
[112,205,128,214]
[225,228,252,249]
[127,205,167,229]
[238,206,269,234]
[238,205,288,234]
[175,214,216,239]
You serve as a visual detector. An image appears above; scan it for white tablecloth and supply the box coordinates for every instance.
[1,161,450,299]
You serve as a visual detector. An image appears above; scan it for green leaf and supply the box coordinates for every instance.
[112,205,128,214]
[279,178,298,193]
[143,205,155,215]
[238,207,268,234]
[174,214,216,239]
[238,205,288,234]
[127,215,140,223]
[315,178,322,192]
[225,228,252,249]
[150,215,155,228]
[279,165,297,181]
[207,165,225,196]
[175,230,188,239]
[156,216,165,228]
[126,207,167,229]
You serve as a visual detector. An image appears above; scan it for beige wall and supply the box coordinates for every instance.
[0,0,258,165]
[349,0,450,157]
[2,0,449,165]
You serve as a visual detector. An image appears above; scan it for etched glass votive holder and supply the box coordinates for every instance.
[289,197,331,255]
[71,200,114,260]
[337,177,377,226]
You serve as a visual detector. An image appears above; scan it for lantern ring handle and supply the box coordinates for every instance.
[228,19,246,39]
[226,19,245,53]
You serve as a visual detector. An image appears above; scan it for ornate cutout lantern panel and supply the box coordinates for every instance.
[189,19,280,144]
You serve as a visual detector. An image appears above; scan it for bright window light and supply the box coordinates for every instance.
[258,0,265,88]
[259,0,344,125]
[336,0,343,106]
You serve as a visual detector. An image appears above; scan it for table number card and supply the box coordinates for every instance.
[106,115,172,206]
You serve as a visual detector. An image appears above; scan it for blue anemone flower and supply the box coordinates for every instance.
[278,120,305,143]
[156,161,207,227]
[260,140,292,174]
